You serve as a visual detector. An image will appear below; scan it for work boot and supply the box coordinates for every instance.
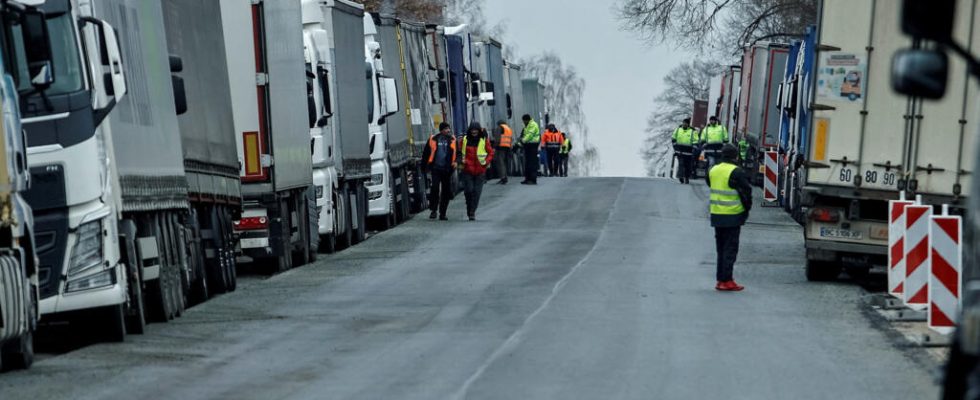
[429,210,437,219]
[439,215,448,221]
[468,212,476,221]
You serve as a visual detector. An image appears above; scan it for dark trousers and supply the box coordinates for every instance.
[558,154,569,176]
[714,226,741,282]
[523,142,539,183]
[677,154,693,183]
[460,173,486,215]
[429,169,453,216]
[495,147,511,181]
[546,148,560,176]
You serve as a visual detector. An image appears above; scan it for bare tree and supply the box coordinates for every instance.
[615,0,816,56]
[523,53,600,177]
[641,60,720,177]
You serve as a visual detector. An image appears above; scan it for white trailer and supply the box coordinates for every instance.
[802,0,977,280]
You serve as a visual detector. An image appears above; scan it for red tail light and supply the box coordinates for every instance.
[809,207,840,223]
[234,216,268,231]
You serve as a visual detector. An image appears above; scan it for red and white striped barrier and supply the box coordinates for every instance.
[888,199,915,298]
[904,205,932,310]
[763,151,778,202]
[929,207,962,334]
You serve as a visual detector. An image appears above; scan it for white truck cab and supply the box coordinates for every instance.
[363,15,399,228]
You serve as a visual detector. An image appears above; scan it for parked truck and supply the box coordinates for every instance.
[0,0,49,370]
[301,0,370,251]
[801,0,976,281]
[221,0,316,270]
[161,0,243,297]
[776,26,817,223]
[736,42,789,182]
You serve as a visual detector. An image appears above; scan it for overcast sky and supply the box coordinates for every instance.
[485,0,688,177]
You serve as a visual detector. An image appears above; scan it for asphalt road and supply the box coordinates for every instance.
[0,178,939,399]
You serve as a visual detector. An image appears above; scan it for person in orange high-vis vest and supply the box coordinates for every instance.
[493,120,513,184]
[544,124,562,177]
[420,122,457,220]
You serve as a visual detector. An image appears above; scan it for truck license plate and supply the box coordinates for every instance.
[239,238,268,249]
[820,227,863,239]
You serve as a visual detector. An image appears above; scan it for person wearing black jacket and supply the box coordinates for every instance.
[707,144,752,291]
[421,122,457,220]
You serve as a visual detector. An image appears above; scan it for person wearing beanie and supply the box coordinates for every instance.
[459,122,495,220]
[707,143,752,291]
[421,122,457,220]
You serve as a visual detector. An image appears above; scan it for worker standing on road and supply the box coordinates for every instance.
[558,131,572,177]
[520,114,540,185]
[544,124,562,177]
[421,122,457,220]
[671,118,698,184]
[460,123,495,220]
[494,120,513,185]
[708,144,752,291]
[701,116,729,170]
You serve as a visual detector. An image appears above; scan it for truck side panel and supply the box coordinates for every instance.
[264,0,313,190]
[91,0,188,212]
[375,16,411,168]
[807,0,908,191]
[911,0,977,198]
[401,22,437,155]
[332,3,370,179]
[161,0,241,202]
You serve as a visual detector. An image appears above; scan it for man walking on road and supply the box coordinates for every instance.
[494,120,513,184]
[544,124,562,177]
[708,144,752,291]
[421,122,457,220]
[701,116,729,170]
[460,123,495,220]
[520,114,540,185]
[558,131,572,177]
[672,118,698,184]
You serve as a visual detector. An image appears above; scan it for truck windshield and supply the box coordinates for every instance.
[4,12,84,96]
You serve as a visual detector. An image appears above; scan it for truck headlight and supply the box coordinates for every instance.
[68,220,104,277]
[66,269,115,293]
[369,173,384,186]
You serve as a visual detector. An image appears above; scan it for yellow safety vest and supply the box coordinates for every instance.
[703,125,728,144]
[673,127,697,146]
[709,162,746,215]
[462,136,489,166]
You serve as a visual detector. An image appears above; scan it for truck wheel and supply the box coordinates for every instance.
[319,233,336,254]
[100,304,126,343]
[805,260,841,282]
[352,185,366,244]
[2,330,34,370]
[336,187,352,250]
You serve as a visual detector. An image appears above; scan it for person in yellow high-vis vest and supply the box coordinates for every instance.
[708,144,752,291]
[672,118,698,184]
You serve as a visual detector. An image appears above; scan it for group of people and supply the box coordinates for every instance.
[671,116,732,184]
[421,114,571,221]
[669,115,753,292]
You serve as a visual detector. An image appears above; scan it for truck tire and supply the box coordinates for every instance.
[805,260,841,282]
[336,186,352,250]
[352,185,366,244]
[1,330,33,371]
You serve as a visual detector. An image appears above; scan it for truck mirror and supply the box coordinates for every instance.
[80,17,127,125]
[891,48,948,99]
[171,75,188,115]
[901,0,955,42]
[382,77,399,117]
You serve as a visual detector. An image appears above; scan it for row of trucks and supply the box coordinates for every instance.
[708,0,977,281]
[0,0,549,371]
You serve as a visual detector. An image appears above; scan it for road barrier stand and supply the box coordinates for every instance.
[888,195,915,299]
[763,150,778,205]
[929,204,962,335]
[904,204,933,311]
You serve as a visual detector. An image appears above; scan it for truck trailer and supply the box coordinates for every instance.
[0,0,48,370]
[736,42,789,181]
[801,0,977,280]
[221,0,316,271]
